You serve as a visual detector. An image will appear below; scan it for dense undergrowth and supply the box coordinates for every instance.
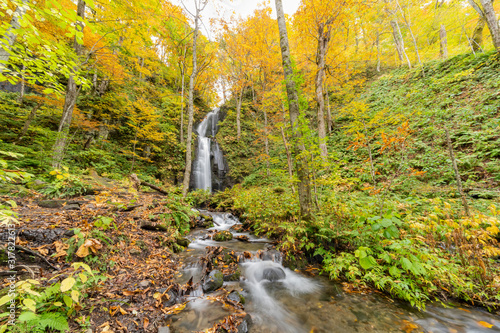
[213,51,500,310]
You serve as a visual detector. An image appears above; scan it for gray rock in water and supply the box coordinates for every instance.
[261,250,281,262]
[227,290,245,304]
[262,267,286,282]
[202,270,224,293]
[237,314,252,333]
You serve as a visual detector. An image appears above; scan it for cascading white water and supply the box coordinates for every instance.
[192,108,226,192]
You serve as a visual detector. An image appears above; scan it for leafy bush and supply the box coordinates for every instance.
[39,166,90,198]
[0,263,106,332]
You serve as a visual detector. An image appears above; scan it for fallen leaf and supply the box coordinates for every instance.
[143,317,149,330]
[478,321,493,328]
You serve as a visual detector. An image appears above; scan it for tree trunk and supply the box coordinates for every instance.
[479,0,500,50]
[281,104,295,194]
[315,26,329,159]
[390,20,412,68]
[395,0,422,66]
[236,86,243,141]
[440,24,448,58]
[445,128,470,216]
[15,102,41,144]
[0,0,30,72]
[472,18,486,52]
[376,30,381,72]
[275,0,313,221]
[263,109,270,177]
[180,62,186,144]
[52,0,86,168]
[325,84,332,133]
[182,2,205,197]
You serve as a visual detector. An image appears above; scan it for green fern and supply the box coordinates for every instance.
[38,312,69,332]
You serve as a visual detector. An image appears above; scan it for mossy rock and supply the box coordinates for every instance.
[176,237,190,247]
[203,270,224,292]
[25,179,48,191]
[201,214,213,222]
[223,269,241,282]
[213,230,233,242]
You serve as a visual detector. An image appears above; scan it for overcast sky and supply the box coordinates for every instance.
[173,0,302,39]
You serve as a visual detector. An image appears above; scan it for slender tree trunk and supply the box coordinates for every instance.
[275,0,313,221]
[180,62,186,143]
[0,0,30,71]
[182,1,206,197]
[472,18,486,52]
[52,0,86,168]
[376,30,381,72]
[315,26,329,159]
[236,86,243,141]
[263,109,270,177]
[130,129,138,174]
[17,64,26,104]
[281,104,295,194]
[325,84,332,133]
[479,0,500,50]
[440,24,448,58]
[462,23,477,54]
[390,20,412,68]
[15,102,41,144]
[395,0,422,66]
[445,128,470,216]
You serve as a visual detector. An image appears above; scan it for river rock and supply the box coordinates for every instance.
[237,314,252,333]
[261,249,281,262]
[203,270,224,293]
[227,290,245,304]
[261,267,286,282]
[223,269,241,282]
[176,237,190,247]
[157,327,170,333]
[213,230,232,242]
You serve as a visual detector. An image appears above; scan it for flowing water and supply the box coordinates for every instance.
[192,108,227,192]
[168,212,500,333]
[183,110,500,332]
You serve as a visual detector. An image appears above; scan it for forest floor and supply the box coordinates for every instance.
[0,177,249,333]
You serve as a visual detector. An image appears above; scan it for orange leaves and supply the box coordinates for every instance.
[76,238,103,258]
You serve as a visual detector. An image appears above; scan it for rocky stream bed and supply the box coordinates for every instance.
[1,188,500,332]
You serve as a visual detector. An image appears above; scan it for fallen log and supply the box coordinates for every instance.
[130,174,168,195]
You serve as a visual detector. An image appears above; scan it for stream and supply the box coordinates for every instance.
[165,211,500,333]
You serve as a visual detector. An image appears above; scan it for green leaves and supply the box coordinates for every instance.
[355,246,377,270]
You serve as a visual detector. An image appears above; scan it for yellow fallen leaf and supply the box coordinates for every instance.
[478,321,493,328]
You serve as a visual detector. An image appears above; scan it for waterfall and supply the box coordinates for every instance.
[192,108,228,192]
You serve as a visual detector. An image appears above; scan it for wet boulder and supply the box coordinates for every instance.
[227,290,245,304]
[261,267,286,282]
[176,237,190,247]
[213,230,232,242]
[237,314,253,333]
[223,269,241,282]
[203,270,224,293]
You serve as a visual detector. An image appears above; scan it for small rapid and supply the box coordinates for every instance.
[167,212,500,333]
